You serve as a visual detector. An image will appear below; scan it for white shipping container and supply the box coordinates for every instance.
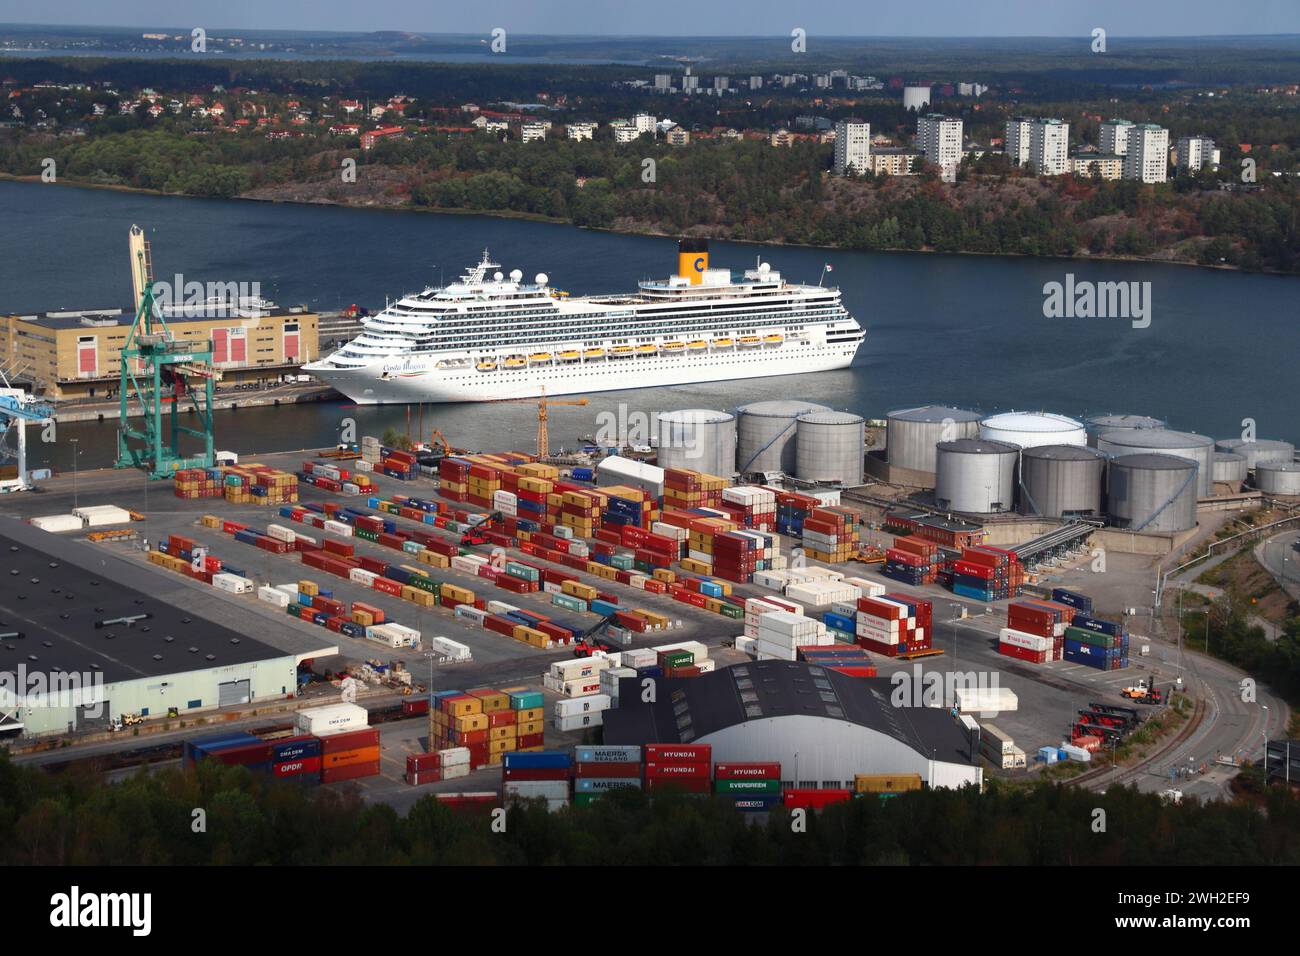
[979,722,1015,754]
[441,763,471,780]
[31,514,85,533]
[843,577,887,598]
[486,600,520,616]
[257,585,290,607]
[212,572,253,594]
[274,583,299,599]
[296,703,368,736]
[323,520,353,537]
[550,657,611,682]
[554,712,605,732]
[650,640,709,662]
[560,678,604,698]
[505,780,571,801]
[349,568,378,586]
[454,605,487,625]
[620,648,657,669]
[735,635,757,654]
[554,694,611,717]
[429,636,471,660]
[266,523,297,544]
[998,628,1052,652]
[957,687,1019,716]
[438,746,471,767]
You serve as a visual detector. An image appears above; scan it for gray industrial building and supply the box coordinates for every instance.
[603,660,984,790]
[0,520,333,738]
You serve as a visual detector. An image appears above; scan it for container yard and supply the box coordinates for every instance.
[6,384,1295,820]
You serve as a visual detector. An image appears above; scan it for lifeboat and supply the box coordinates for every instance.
[636,344,658,354]
[662,341,685,352]
[583,347,605,359]
[611,345,634,357]
[476,359,498,371]
[687,340,708,350]
[504,356,527,368]
[739,335,761,347]
[557,349,581,361]
[529,352,552,363]
[712,337,733,348]
[763,334,784,345]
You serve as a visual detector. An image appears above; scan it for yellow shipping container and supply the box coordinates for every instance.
[488,737,515,755]
[488,725,516,742]
[446,698,483,718]
[298,580,319,597]
[417,549,450,569]
[561,580,598,601]
[352,610,374,628]
[441,583,475,604]
[653,568,677,583]
[680,558,712,575]
[854,773,923,794]
[514,707,543,723]
[453,713,488,732]
[517,719,545,736]
[472,691,510,712]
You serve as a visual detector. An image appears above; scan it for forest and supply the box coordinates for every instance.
[1,751,1296,866]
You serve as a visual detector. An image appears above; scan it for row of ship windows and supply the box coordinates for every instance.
[377,301,842,328]
[354,320,848,350]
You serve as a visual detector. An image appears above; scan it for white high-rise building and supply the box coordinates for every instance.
[713,76,729,92]
[833,120,871,175]
[654,74,673,91]
[1028,118,1070,176]
[1099,118,1134,156]
[1177,134,1217,172]
[519,121,549,143]
[1124,124,1169,183]
[902,85,931,111]
[632,113,657,135]
[916,113,963,182]
[566,122,596,141]
[1005,117,1033,168]
[749,75,763,90]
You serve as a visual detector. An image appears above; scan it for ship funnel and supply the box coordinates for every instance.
[677,238,708,285]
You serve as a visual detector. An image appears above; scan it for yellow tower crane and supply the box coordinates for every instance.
[506,387,588,458]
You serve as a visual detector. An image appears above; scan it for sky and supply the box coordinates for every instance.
[1,0,1298,38]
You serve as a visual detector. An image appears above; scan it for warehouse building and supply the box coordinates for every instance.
[0,301,319,400]
[603,660,983,790]
[0,520,333,738]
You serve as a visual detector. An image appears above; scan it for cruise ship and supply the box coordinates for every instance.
[303,239,865,404]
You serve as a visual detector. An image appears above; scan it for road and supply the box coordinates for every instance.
[1256,529,1300,601]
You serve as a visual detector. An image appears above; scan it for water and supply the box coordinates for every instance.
[1,180,1297,471]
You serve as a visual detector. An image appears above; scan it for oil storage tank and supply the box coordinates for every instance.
[1096,430,1215,497]
[1212,452,1248,492]
[1255,461,1300,495]
[736,400,830,474]
[1018,444,1105,518]
[886,405,981,473]
[979,411,1087,450]
[934,438,1018,513]
[795,411,865,486]
[657,409,737,478]
[1085,414,1165,447]
[1107,453,1197,533]
[1214,438,1295,472]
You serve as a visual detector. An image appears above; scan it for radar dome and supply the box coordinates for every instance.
[535,273,549,286]
[509,269,523,282]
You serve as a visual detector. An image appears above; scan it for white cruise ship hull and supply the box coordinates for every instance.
[309,338,861,404]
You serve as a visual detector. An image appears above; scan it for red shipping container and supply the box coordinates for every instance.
[372,577,402,596]
[783,788,853,810]
[644,777,711,794]
[272,756,322,777]
[320,728,380,753]
[502,767,569,781]
[645,761,711,778]
[574,762,642,778]
[321,760,380,784]
[323,539,355,557]
[517,733,545,749]
[714,762,781,780]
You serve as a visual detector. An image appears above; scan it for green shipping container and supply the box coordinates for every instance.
[714,779,782,795]
[505,562,541,582]
[1066,626,1112,648]
[508,690,545,710]
[611,554,634,571]
[407,575,440,597]
[661,651,693,668]
[356,528,379,543]
[552,594,587,613]
[719,603,743,620]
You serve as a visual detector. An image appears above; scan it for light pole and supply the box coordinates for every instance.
[1262,705,1269,766]
[948,602,961,673]
[69,438,79,511]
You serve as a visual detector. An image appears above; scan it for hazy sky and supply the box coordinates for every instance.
[2,0,1298,37]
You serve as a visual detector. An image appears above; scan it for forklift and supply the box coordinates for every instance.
[460,511,506,547]
[571,615,622,658]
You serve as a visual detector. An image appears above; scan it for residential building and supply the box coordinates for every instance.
[1124,123,1169,183]
[520,121,549,143]
[916,113,963,182]
[749,75,763,90]
[833,120,871,175]
[1099,118,1134,156]
[565,122,596,141]
[1028,118,1070,176]
[1177,134,1218,172]
[632,113,657,135]
[653,74,672,91]
[612,122,641,144]
[666,127,690,147]
[1005,117,1033,168]
[769,128,794,148]
[1070,152,1124,180]
[870,147,921,176]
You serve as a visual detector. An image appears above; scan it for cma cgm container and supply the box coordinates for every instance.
[296,702,369,737]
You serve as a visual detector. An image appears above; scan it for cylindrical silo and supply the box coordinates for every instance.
[1018,444,1105,518]
[1096,429,1214,497]
[1214,438,1295,471]
[934,438,1018,514]
[1212,452,1248,492]
[886,405,981,473]
[1107,453,1197,533]
[795,411,865,486]
[1254,461,1300,495]
[1085,414,1166,447]
[736,400,830,474]
[656,409,736,478]
[979,411,1087,450]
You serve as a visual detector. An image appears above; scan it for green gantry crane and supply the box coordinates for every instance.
[115,224,219,478]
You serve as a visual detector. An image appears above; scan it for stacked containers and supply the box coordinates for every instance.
[467,462,502,508]
[1051,588,1093,615]
[1001,600,1064,662]
[801,506,860,563]
[951,546,1022,602]
[503,751,572,811]
[1065,614,1129,670]
[883,535,939,586]
[406,746,470,786]
[573,745,643,806]
[711,530,780,583]
[718,486,777,530]
[319,727,381,784]
[430,691,490,769]
[662,468,726,509]
[855,593,932,657]
[754,609,830,661]
[714,762,782,812]
[438,458,470,502]
[774,489,822,536]
[268,735,323,781]
[644,743,712,794]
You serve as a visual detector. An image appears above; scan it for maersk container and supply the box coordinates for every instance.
[576,745,642,763]
[574,777,642,793]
